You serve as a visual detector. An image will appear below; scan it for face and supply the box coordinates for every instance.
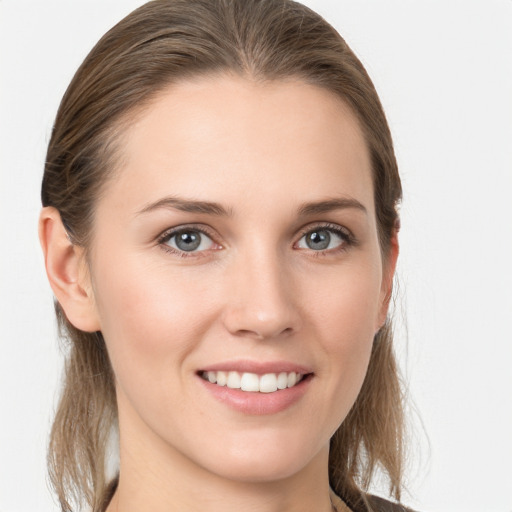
[84,75,393,484]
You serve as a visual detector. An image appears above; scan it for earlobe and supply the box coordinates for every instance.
[38,207,101,332]
[376,229,400,330]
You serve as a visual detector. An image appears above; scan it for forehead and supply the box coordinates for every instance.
[104,74,374,218]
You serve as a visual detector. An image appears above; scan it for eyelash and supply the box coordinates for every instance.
[157,223,356,259]
[295,223,356,258]
[157,224,219,259]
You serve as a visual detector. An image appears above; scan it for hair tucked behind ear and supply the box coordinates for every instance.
[329,322,405,509]
[48,308,116,511]
[42,1,404,510]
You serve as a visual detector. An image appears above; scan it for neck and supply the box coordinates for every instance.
[107,412,334,512]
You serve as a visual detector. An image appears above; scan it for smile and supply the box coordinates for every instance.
[200,371,306,393]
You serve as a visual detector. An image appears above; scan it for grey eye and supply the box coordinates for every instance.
[297,228,345,251]
[306,230,330,250]
[166,230,214,252]
[175,231,201,251]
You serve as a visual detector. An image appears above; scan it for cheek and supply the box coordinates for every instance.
[305,259,382,414]
[91,254,219,383]
[311,258,383,343]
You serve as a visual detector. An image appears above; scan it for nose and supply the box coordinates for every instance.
[221,248,302,340]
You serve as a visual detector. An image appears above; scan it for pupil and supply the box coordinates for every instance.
[176,231,201,251]
[307,230,330,250]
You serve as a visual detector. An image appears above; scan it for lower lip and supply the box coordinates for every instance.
[197,374,312,415]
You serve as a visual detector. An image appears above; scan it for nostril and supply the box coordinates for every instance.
[235,329,260,338]
[221,292,302,340]
[234,325,295,340]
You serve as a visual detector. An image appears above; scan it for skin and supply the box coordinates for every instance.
[40,75,398,512]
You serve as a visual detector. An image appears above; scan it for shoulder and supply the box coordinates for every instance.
[334,490,417,512]
[365,494,417,512]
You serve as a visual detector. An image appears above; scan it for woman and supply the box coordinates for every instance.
[39,0,410,511]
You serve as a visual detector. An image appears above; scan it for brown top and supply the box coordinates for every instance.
[332,488,417,512]
[330,488,353,511]
[100,479,415,512]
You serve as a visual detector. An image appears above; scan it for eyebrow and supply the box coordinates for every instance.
[297,197,367,216]
[136,195,367,217]
[136,196,232,217]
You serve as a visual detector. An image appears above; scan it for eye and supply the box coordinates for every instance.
[296,225,351,252]
[160,228,217,255]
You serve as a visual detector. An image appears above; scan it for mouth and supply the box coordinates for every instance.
[196,363,314,414]
[198,370,310,393]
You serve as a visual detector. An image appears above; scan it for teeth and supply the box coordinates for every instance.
[259,373,277,393]
[227,371,241,389]
[277,372,288,389]
[287,372,297,388]
[201,370,305,393]
[240,372,259,392]
[216,371,227,386]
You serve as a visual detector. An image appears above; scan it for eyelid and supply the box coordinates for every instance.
[295,222,355,242]
[157,224,222,257]
[157,223,217,242]
[294,222,357,254]
[155,221,356,258]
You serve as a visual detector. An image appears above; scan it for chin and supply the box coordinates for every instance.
[190,432,327,484]
[202,457,306,484]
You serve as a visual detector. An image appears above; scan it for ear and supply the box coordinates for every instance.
[376,228,399,331]
[38,207,101,332]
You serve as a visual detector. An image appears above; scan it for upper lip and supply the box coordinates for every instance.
[198,359,313,375]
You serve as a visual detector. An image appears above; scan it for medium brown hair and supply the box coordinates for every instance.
[42,1,404,510]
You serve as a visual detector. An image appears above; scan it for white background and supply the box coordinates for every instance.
[1,1,511,511]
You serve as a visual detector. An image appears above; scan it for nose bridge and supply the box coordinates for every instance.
[222,241,301,339]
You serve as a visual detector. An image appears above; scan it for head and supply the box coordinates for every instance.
[39,1,403,511]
